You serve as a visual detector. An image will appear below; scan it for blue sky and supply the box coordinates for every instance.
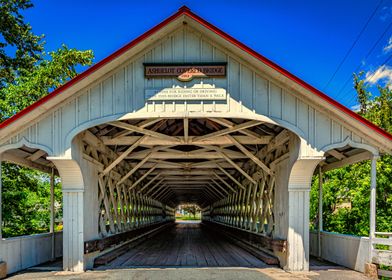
[24,0,392,109]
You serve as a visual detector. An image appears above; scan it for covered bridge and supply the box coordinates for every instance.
[0,6,391,277]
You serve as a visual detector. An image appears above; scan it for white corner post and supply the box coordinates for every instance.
[48,157,85,272]
[318,166,323,258]
[369,154,378,263]
[285,136,324,271]
[50,167,55,260]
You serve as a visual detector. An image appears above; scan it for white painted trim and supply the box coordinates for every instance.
[64,113,126,147]
[0,137,53,155]
[320,136,379,156]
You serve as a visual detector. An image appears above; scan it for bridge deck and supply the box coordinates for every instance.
[97,221,268,269]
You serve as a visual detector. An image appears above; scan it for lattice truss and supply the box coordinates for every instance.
[80,118,289,238]
[202,131,290,236]
[82,131,175,237]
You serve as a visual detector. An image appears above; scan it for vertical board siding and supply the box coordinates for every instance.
[282,91,297,127]
[254,74,269,115]
[1,26,369,156]
[269,83,282,119]
[102,77,114,117]
[113,69,126,114]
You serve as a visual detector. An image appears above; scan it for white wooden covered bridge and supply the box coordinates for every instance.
[0,6,391,278]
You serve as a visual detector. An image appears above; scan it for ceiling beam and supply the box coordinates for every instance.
[215,163,245,190]
[101,135,147,176]
[184,118,189,144]
[26,150,46,162]
[200,145,257,184]
[226,135,273,175]
[322,151,372,172]
[210,180,229,195]
[327,149,347,160]
[110,121,180,142]
[208,118,265,139]
[124,150,248,160]
[132,173,160,192]
[213,172,237,193]
[101,135,272,146]
[143,178,165,195]
[128,163,157,191]
[207,183,226,198]
[192,120,262,142]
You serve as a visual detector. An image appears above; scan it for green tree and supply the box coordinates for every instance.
[0,45,93,120]
[1,163,62,237]
[0,0,44,89]
[310,73,392,236]
[0,0,94,237]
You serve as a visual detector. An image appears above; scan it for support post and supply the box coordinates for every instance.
[48,157,85,272]
[369,155,378,262]
[284,136,324,271]
[50,167,55,260]
[318,166,323,258]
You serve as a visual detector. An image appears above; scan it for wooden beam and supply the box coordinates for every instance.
[202,189,215,201]
[102,135,147,176]
[226,135,272,175]
[208,118,264,139]
[159,189,174,202]
[149,184,167,198]
[128,164,157,191]
[213,172,237,193]
[322,151,372,172]
[119,145,173,186]
[26,150,46,162]
[117,153,153,186]
[137,118,162,128]
[158,176,221,181]
[163,181,212,185]
[200,145,257,185]
[206,184,225,198]
[125,151,248,160]
[184,118,189,144]
[193,120,262,142]
[210,180,229,195]
[110,121,180,142]
[3,152,57,175]
[136,161,235,169]
[215,163,245,190]
[149,170,221,176]
[112,118,163,139]
[137,173,160,193]
[143,178,165,195]
[204,186,219,199]
[148,159,185,168]
[327,149,347,160]
[102,135,272,146]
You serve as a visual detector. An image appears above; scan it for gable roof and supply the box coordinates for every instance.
[1,6,391,147]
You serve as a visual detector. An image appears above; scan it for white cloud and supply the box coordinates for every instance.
[365,65,392,87]
[350,104,361,112]
[383,36,392,53]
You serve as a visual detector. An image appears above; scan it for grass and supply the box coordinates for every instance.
[176,214,201,221]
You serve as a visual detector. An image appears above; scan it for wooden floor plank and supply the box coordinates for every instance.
[98,221,269,269]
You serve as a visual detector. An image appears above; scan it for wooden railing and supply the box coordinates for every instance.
[372,232,392,278]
